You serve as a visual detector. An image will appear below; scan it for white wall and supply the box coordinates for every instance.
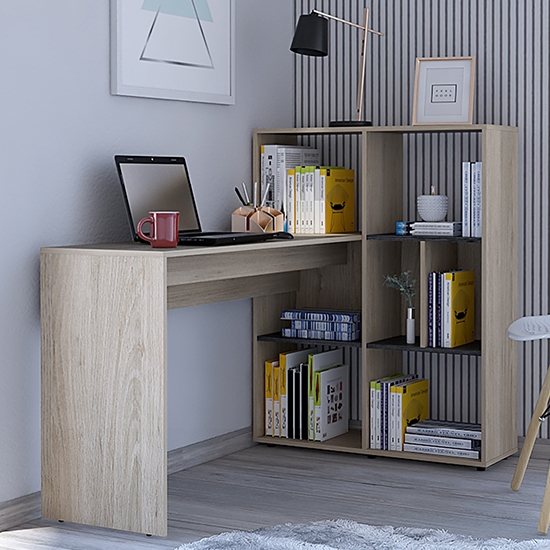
[0,0,294,503]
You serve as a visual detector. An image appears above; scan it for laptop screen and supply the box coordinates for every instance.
[115,156,201,240]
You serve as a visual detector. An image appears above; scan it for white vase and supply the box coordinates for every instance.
[406,307,415,344]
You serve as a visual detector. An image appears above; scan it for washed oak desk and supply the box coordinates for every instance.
[40,234,361,536]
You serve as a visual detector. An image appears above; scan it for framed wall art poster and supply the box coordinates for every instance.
[412,56,475,125]
[111,0,235,105]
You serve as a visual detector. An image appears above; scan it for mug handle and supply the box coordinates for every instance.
[137,217,154,243]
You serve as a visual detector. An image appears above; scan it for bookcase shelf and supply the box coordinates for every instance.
[251,125,518,469]
[367,233,481,243]
[257,331,362,348]
[366,336,482,356]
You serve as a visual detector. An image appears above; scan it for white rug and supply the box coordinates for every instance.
[176,519,550,549]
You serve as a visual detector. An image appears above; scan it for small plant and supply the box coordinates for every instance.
[383,270,416,309]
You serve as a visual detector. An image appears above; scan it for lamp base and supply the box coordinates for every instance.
[329,120,373,127]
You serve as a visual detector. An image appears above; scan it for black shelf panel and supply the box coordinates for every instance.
[257,331,362,348]
[367,233,481,243]
[367,336,481,356]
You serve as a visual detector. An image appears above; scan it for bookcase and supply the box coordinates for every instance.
[252,125,518,469]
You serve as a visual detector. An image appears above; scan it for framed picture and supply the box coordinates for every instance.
[110,0,235,105]
[412,56,475,125]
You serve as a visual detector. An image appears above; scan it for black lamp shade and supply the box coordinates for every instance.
[290,14,328,57]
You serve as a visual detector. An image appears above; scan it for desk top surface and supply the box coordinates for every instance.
[41,234,361,258]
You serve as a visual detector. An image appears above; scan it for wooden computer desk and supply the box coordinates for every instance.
[40,235,360,536]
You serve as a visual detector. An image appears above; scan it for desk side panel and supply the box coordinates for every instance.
[40,251,167,536]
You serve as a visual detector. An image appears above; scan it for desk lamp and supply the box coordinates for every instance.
[290,8,383,127]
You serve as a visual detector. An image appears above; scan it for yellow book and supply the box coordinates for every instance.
[324,168,355,233]
[265,359,276,436]
[273,363,280,437]
[443,270,475,348]
[392,378,429,451]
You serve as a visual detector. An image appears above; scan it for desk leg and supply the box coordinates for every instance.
[41,251,168,536]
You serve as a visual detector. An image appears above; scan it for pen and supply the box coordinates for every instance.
[253,181,258,208]
[260,182,271,207]
[234,187,246,206]
[241,182,250,205]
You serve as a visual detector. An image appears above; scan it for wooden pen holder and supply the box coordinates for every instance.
[231,206,284,233]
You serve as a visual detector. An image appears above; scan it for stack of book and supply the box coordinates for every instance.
[411,221,462,237]
[265,348,349,442]
[403,420,481,459]
[287,166,355,234]
[369,374,429,451]
[281,308,361,342]
[260,145,356,235]
[462,161,482,238]
[261,145,320,213]
[428,269,475,348]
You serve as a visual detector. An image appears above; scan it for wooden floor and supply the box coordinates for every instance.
[1,442,550,549]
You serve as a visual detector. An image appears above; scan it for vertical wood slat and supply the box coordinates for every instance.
[294,0,547,438]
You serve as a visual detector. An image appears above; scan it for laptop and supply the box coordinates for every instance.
[114,155,292,246]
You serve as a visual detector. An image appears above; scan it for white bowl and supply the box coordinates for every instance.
[417,195,448,222]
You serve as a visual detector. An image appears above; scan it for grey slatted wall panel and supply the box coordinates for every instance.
[294,0,550,437]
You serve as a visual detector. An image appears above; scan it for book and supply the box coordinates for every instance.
[262,145,277,209]
[388,374,418,450]
[412,222,463,229]
[286,168,296,234]
[279,348,314,439]
[273,363,280,437]
[294,166,302,234]
[314,363,349,442]
[370,373,410,449]
[411,221,462,236]
[299,165,307,234]
[261,146,320,213]
[289,365,307,440]
[281,328,361,341]
[472,161,482,238]
[462,161,472,237]
[411,229,462,236]
[436,272,443,347]
[290,366,302,439]
[428,271,436,347]
[403,442,479,459]
[300,363,309,439]
[265,359,277,436]
[391,378,429,450]
[405,420,482,440]
[443,270,475,348]
[307,348,344,440]
[314,167,324,233]
[314,167,344,233]
[281,308,361,323]
[404,432,481,450]
[324,168,355,233]
[288,320,360,332]
[303,165,316,234]
[287,365,295,439]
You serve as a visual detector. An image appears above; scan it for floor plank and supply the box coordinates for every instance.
[1,443,550,548]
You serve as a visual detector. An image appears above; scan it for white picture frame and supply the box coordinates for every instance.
[412,56,475,125]
[110,0,235,105]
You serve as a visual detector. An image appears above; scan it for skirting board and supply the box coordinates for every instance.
[167,426,254,475]
[0,491,41,532]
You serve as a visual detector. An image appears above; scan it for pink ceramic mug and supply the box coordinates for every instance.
[137,211,180,248]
